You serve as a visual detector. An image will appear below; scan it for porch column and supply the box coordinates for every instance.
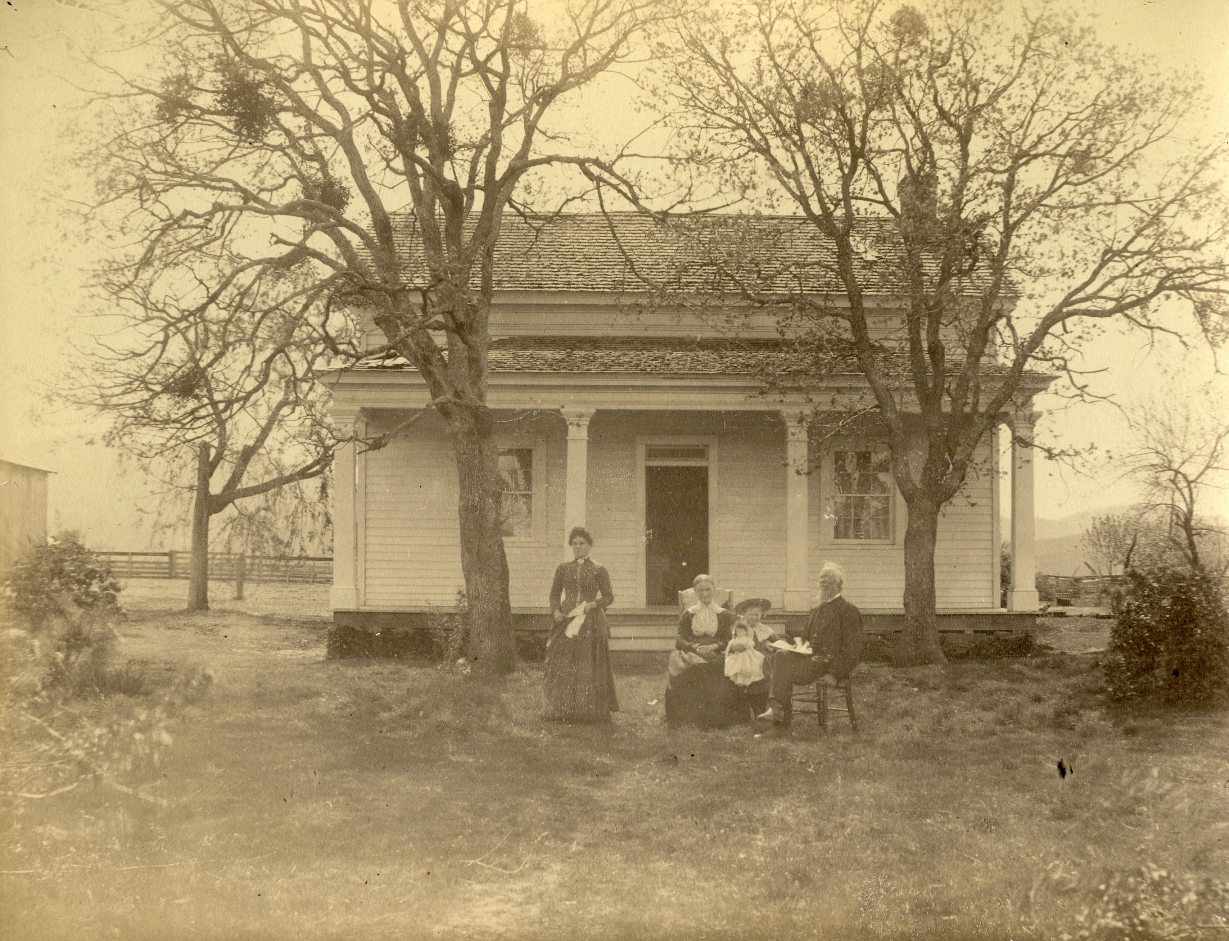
[783,412,812,611]
[330,406,362,610]
[1009,408,1041,611]
[562,407,595,556]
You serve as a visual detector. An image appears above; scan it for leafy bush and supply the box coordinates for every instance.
[1104,566,1229,709]
[1064,864,1229,940]
[2,532,121,627]
[0,536,207,803]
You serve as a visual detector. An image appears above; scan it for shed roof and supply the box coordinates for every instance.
[0,457,55,475]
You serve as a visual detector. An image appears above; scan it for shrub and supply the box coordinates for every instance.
[2,532,121,627]
[1104,566,1229,709]
[0,609,205,802]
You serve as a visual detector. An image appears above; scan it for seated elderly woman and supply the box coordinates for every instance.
[664,574,747,728]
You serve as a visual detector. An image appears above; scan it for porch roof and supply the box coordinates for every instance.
[347,336,1051,388]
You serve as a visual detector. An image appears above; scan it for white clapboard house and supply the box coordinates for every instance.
[328,214,1050,654]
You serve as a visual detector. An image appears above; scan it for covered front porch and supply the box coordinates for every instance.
[328,353,1043,654]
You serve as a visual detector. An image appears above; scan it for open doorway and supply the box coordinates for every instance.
[645,464,709,606]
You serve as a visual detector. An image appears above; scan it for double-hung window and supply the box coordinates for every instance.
[831,450,893,541]
[498,448,534,538]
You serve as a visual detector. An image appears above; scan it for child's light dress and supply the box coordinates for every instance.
[724,620,777,686]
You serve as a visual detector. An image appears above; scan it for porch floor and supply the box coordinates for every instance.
[605,609,1035,653]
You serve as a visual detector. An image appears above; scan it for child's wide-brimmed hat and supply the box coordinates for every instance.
[734,597,772,615]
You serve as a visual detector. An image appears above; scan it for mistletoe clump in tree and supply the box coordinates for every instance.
[75,258,340,611]
[86,0,662,671]
[651,0,1229,664]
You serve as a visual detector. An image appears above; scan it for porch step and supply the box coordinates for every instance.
[609,621,676,653]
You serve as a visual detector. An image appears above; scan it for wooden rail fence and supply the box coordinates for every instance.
[97,551,332,584]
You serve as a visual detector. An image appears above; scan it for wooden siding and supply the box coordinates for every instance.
[363,411,567,609]
[806,436,996,610]
[357,411,997,613]
[0,460,49,571]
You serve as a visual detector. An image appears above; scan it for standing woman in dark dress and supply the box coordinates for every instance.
[544,527,619,722]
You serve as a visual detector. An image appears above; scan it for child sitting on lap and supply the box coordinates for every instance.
[724,598,779,689]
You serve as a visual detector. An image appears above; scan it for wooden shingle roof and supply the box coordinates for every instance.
[386,212,992,297]
[356,337,835,375]
[352,336,1047,389]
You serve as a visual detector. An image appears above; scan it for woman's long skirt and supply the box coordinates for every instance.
[664,660,752,729]
[544,611,619,722]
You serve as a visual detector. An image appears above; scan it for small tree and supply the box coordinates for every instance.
[72,261,340,611]
[1119,397,1229,577]
[1105,395,1229,709]
[1,532,121,628]
[647,0,1229,664]
[1082,514,1150,577]
[85,0,663,670]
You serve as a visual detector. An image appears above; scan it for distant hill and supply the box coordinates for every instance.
[1032,506,1135,576]
[1036,534,1094,576]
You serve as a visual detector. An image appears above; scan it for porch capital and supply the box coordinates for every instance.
[331,404,364,432]
[782,410,810,441]
[561,407,596,439]
[1008,398,1039,433]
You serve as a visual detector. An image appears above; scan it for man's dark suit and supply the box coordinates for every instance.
[767,595,863,721]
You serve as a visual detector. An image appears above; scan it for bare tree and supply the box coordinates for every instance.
[639,0,1229,663]
[1120,397,1229,577]
[1082,513,1150,577]
[82,0,661,671]
[71,258,339,611]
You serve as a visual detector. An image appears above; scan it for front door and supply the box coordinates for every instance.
[645,464,709,606]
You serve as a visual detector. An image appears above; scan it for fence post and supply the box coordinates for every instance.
[167,550,176,580]
[235,553,246,601]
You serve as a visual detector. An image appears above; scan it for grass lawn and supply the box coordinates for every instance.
[2,582,1226,940]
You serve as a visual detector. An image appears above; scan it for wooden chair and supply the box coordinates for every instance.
[790,669,859,733]
[677,587,733,611]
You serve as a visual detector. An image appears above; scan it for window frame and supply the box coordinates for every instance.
[496,443,543,544]
[824,445,897,545]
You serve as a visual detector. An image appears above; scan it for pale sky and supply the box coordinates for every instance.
[1,0,1227,549]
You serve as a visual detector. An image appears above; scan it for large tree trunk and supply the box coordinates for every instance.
[449,405,516,674]
[187,443,211,612]
[896,492,947,666]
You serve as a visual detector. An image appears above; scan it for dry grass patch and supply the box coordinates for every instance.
[2,601,1226,941]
